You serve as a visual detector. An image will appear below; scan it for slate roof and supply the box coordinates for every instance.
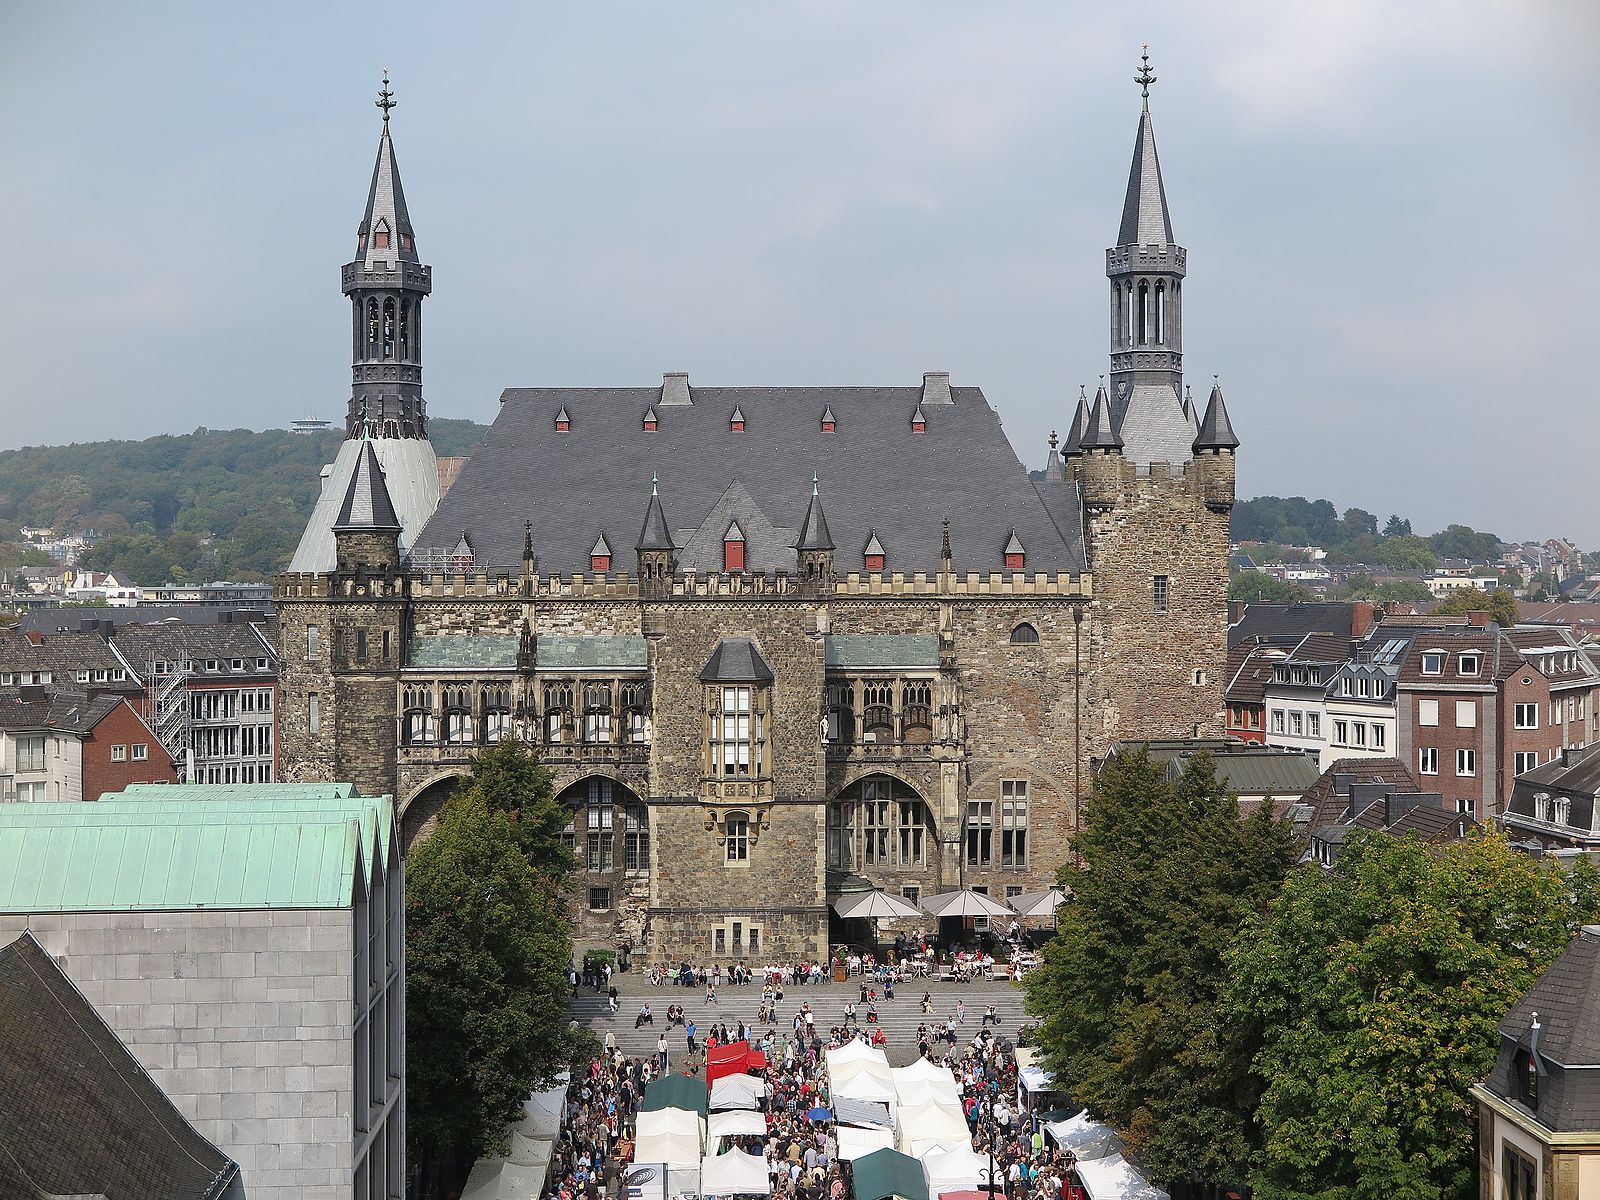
[1193,383,1239,451]
[0,687,122,735]
[357,121,418,266]
[416,385,1087,575]
[0,933,237,1200]
[699,638,775,684]
[1517,744,1600,796]
[1118,109,1175,247]
[1111,381,1195,466]
[1223,641,1292,705]
[334,437,403,532]
[1228,603,1361,649]
[408,634,521,669]
[824,635,940,671]
[109,621,275,676]
[0,629,125,676]
[536,635,649,672]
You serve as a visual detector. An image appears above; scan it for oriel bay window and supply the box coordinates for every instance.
[621,683,651,745]
[711,686,761,777]
[583,683,613,744]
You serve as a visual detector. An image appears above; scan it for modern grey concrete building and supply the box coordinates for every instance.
[0,782,404,1200]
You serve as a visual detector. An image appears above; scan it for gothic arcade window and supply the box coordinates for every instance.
[443,685,474,745]
[710,686,761,777]
[560,778,649,874]
[482,685,511,743]
[544,682,574,744]
[399,300,411,359]
[621,683,650,745]
[901,681,932,743]
[583,683,613,744]
[827,776,930,870]
[402,686,436,745]
[382,298,397,360]
[862,683,894,743]
[825,682,855,744]
[1010,623,1040,644]
[367,298,380,359]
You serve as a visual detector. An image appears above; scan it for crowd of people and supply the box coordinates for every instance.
[541,992,1084,1200]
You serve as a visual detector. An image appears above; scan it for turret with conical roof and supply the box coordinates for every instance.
[795,474,835,597]
[344,72,433,441]
[332,437,403,570]
[1191,380,1239,514]
[1076,383,1125,512]
[636,476,676,595]
[1061,388,1092,458]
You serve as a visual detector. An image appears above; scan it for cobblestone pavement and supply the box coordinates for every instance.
[568,969,1034,1067]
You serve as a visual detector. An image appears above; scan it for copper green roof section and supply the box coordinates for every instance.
[114,782,358,801]
[535,635,649,672]
[824,634,940,670]
[0,790,393,913]
[407,634,521,669]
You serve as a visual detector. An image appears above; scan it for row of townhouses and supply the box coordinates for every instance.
[1225,603,1600,825]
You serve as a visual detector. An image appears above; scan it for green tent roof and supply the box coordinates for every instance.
[641,1073,709,1116]
[851,1148,929,1200]
[0,787,393,913]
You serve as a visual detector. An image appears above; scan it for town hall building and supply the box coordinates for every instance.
[276,59,1239,960]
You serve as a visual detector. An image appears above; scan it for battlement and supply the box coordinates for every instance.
[275,564,1092,602]
[1106,245,1187,276]
[341,262,433,294]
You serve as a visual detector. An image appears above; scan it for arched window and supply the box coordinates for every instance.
[399,301,411,360]
[367,298,380,359]
[1136,281,1149,344]
[481,685,511,743]
[401,685,435,745]
[825,682,855,744]
[443,685,474,745]
[1155,281,1166,344]
[827,776,930,870]
[583,683,613,744]
[1191,668,1207,687]
[543,682,573,744]
[1010,623,1040,644]
[901,681,933,743]
[621,683,651,745]
[862,683,894,743]
[558,778,649,874]
[382,298,396,360]
[725,811,750,862]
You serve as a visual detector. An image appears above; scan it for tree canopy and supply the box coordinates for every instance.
[1231,497,1506,574]
[1431,586,1519,627]
[1229,571,1314,604]
[1024,750,1297,1186]
[1226,831,1581,1200]
[405,739,588,1196]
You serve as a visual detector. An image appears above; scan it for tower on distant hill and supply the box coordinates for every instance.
[288,73,440,573]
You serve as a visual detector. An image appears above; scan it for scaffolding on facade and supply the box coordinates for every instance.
[141,657,193,783]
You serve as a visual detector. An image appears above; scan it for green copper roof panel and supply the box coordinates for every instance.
[407,634,521,669]
[115,782,358,801]
[535,635,649,672]
[0,794,389,912]
[824,634,940,670]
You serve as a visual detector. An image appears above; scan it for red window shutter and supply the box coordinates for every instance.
[591,555,611,571]
[724,541,745,571]
[556,419,570,432]
[912,420,926,433]
[1005,553,1025,569]
[864,554,884,572]
[644,419,657,431]
[731,420,745,432]
[822,420,836,432]
[375,231,390,249]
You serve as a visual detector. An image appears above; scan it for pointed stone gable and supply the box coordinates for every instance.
[675,480,798,574]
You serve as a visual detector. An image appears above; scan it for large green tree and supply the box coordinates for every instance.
[1024,751,1297,1186]
[406,740,587,1199]
[1229,571,1314,604]
[1431,586,1519,628]
[1226,831,1579,1200]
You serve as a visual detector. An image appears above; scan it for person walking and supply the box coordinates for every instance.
[955,999,966,1025]
[656,1032,668,1072]
[686,1020,698,1056]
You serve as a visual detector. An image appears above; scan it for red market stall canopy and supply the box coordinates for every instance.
[706,1040,767,1085]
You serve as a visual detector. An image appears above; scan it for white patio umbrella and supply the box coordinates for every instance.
[834,890,924,921]
[921,889,1014,919]
[1007,888,1068,918]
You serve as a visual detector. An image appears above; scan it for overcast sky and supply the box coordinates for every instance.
[3,3,1596,545]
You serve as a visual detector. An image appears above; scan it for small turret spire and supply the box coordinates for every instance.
[1193,377,1240,452]
[795,475,834,552]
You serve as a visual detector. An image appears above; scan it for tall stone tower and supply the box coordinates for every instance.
[288,73,441,573]
[1073,49,1236,745]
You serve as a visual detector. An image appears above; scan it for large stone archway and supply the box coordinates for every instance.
[398,770,469,853]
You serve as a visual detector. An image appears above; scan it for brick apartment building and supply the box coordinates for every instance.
[0,687,177,802]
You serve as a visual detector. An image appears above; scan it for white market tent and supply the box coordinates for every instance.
[708,1110,769,1141]
[894,1103,970,1154]
[700,1148,773,1196]
[903,1137,970,1160]
[635,1127,703,1170]
[836,1125,897,1162]
[921,1146,1001,1197]
[828,1040,887,1069]
[1044,1111,1122,1162]
[461,1160,548,1200]
[1073,1154,1169,1200]
[892,1059,955,1086]
[828,1042,897,1104]
[460,1073,570,1200]
[895,1078,961,1110]
[711,1073,768,1111]
[638,1107,705,1140]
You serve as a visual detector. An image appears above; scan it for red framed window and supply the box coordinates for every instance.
[1005,552,1025,569]
[724,540,745,571]
[865,554,884,572]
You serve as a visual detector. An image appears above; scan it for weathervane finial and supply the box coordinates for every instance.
[377,69,396,123]
[1135,44,1156,111]
[811,471,820,497]
[651,473,659,497]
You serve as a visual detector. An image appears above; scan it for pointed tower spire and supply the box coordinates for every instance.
[1043,430,1065,482]
[1061,387,1092,457]
[1079,383,1123,452]
[795,473,834,551]
[344,71,432,441]
[333,438,402,532]
[1193,379,1240,452]
[1119,48,1174,248]
[636,476,673,550]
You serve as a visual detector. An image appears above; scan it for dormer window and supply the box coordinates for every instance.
[729,406,745,432]
[1513,1046,1539,1111]
[723,521,746,572]
[401,233,413,252]
[374,230,390,250]
[821,407,837,433]
[1004,531,1025,571]
[642,407,658,432]
[1459,652,1481,676]
[911,405,927,433]
[555,407,571,433]
[863,531,885,573]
[590,534,613,572]
[1421,651,1444,675]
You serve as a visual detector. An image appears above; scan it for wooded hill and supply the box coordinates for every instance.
[0,420,487,583]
